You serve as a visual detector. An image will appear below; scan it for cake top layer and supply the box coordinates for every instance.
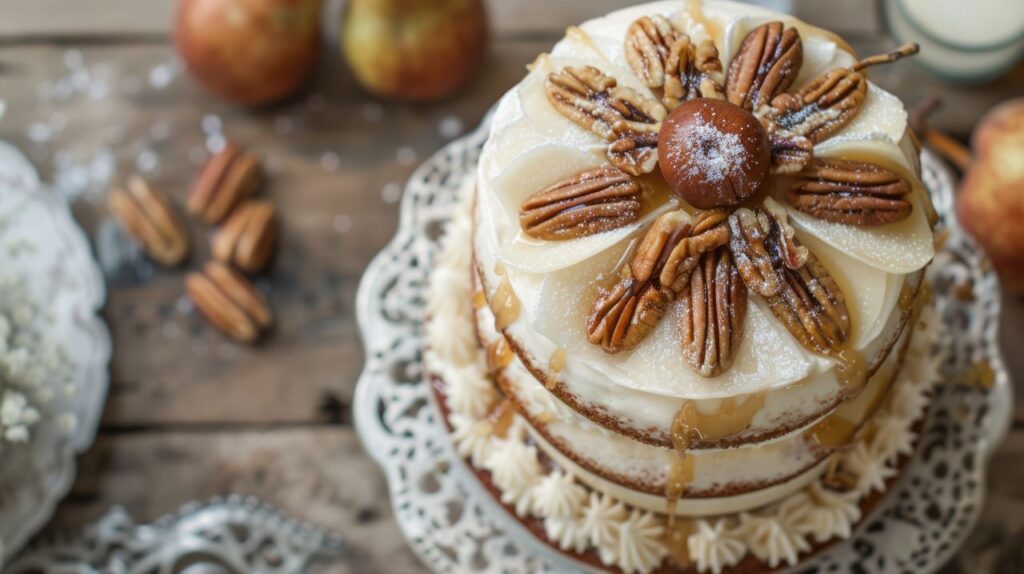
[475,0,933,400]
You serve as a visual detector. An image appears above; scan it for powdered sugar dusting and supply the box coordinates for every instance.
[667,115,750,186]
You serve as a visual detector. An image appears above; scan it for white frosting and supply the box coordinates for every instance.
[442,364,497,419]
[688,519,746,574]
[483,437,544,517]
[842,441,898,496]
[544,515,590,553]
[789,483,862,543]
[530,470,587,520]
[615,509,668,574]
[450,412,494,467]
[737,510,811,569]
[580,492,629,565]
[868,412,918,460]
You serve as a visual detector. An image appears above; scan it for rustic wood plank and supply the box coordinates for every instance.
[49,427,428,573]
[0,40,543,426]
[0,0,880,42]
[0,0,173,40]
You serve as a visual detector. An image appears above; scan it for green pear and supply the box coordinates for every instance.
[342,0,488,101]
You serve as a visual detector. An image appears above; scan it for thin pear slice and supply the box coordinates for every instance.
[621,298,816,396]
[792,137,935,274]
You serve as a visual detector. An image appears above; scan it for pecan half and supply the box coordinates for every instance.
[663,33,725,110]
[212,199,279,272]
[632,209,730,292]
[587,273,672,353]
[108,176,189,267]
[728,201,807,297]
[730,201,849,353]
[785,159,913,226]
[545,65,666,141]
[625,15,679,89]
[679,249,747,377]
[766,251,850,353]
[520,165,641,240]
[766,67,867,143]
[188,142,263,224]
[769,134,813,175]
[587,210,730,353]
[726,22,802,111]
[765,43,919,143]
[185,261,273,344]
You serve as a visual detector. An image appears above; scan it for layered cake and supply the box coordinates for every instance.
[425,1,938,572]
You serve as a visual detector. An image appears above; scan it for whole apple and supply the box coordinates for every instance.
[343,0,487,101]
[175,0,322,106]
[956,99,1024,291]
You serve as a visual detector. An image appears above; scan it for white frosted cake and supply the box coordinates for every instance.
[425,1,938,572]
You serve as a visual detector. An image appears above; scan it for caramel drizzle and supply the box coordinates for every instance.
[664,517,696,568]
[665,394,765,527]
[491,277,521,331]
[808,413,857,448]
[487,399,518,439]
[636,174,676,218]
[472,290,488,310]
[547,348,568,390]
[486,338,514,371]
[834,348,867,390]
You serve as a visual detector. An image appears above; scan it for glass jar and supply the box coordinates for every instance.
[884,0,1024,83]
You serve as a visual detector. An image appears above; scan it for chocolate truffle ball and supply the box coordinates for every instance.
[657,98,771,209]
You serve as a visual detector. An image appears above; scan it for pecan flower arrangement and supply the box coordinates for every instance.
[518,18,919,378]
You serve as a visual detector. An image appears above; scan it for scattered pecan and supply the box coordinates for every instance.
[769,134,814,175]
[185,261,273,344]
[726,21,802,111]
[587,210,729,353]
[108,176,189,267]
[679,249,747,377]
[188,142,263,224]
[785,159,913,226]
[728,200,808,297]
[765,251,850,353]
[765,43,919,143]
[520,165,641,240]
[545,65,666,140]
[212,199,279,272]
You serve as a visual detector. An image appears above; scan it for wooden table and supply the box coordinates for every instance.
[0,1,1022,571]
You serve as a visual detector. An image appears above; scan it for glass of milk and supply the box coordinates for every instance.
[884,0,1024,83]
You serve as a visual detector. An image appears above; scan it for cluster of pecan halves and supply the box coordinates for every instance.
[518,18,919,377]
[109,142,278,344]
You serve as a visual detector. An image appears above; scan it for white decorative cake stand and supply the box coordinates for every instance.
[354,117,1012,573]
[0,140,111,559]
